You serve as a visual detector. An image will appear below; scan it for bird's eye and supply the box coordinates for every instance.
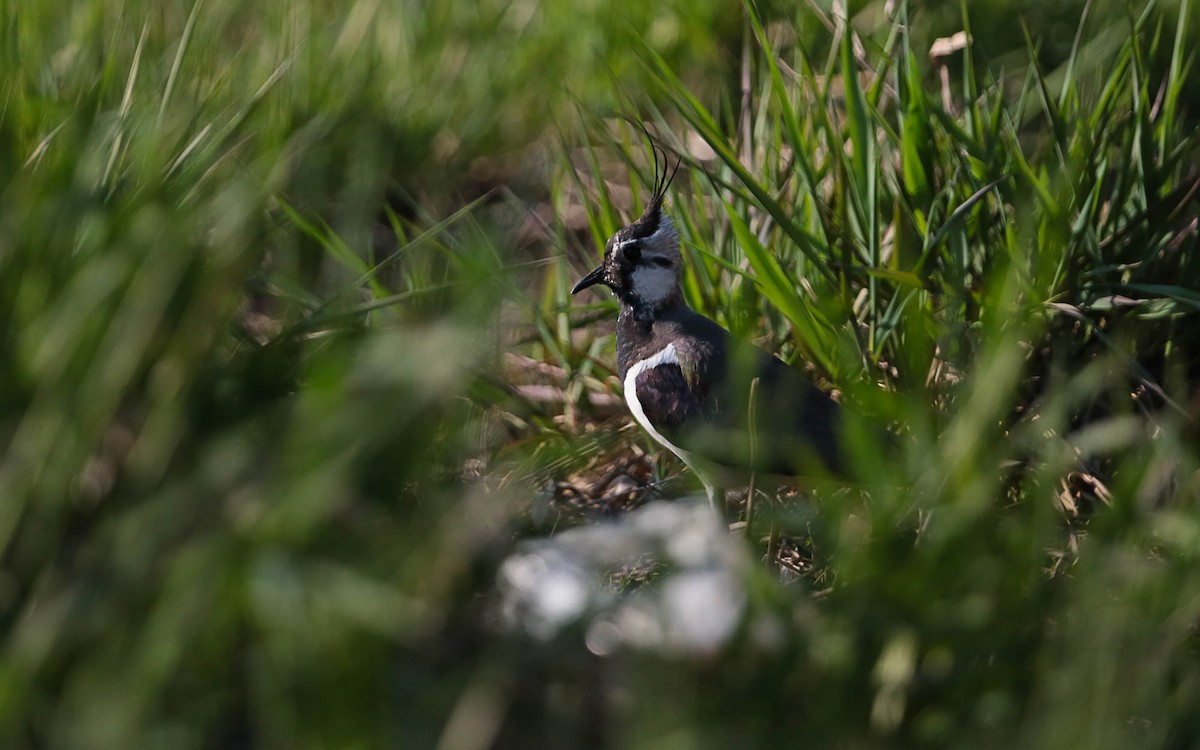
[623,241,642,261]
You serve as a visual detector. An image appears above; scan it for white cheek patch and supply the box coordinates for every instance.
[631,265,677,305]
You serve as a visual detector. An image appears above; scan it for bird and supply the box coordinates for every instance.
[571,146,847,509]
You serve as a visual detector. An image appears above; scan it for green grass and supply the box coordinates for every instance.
[550,4,1200,745]
[1,0,1199,747]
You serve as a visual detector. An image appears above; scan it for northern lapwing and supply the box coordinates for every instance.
[572,147,847,509]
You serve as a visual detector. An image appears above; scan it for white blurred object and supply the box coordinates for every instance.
[495,497,746,655]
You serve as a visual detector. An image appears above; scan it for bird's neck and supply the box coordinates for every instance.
[615,295,687,378]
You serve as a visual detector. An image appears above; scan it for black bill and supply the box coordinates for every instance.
[571,264,606,295]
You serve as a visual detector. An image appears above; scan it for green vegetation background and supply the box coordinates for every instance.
[1,0,1199,747]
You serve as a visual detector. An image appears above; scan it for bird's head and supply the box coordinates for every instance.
[572,146,683,319]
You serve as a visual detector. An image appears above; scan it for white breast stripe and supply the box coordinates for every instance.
[623,343,707,477]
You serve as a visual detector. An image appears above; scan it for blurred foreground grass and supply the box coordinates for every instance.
[1,0,1199,747]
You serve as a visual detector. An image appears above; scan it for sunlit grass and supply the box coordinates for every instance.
[543,1,1200,746]
[0,0,1197,747]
